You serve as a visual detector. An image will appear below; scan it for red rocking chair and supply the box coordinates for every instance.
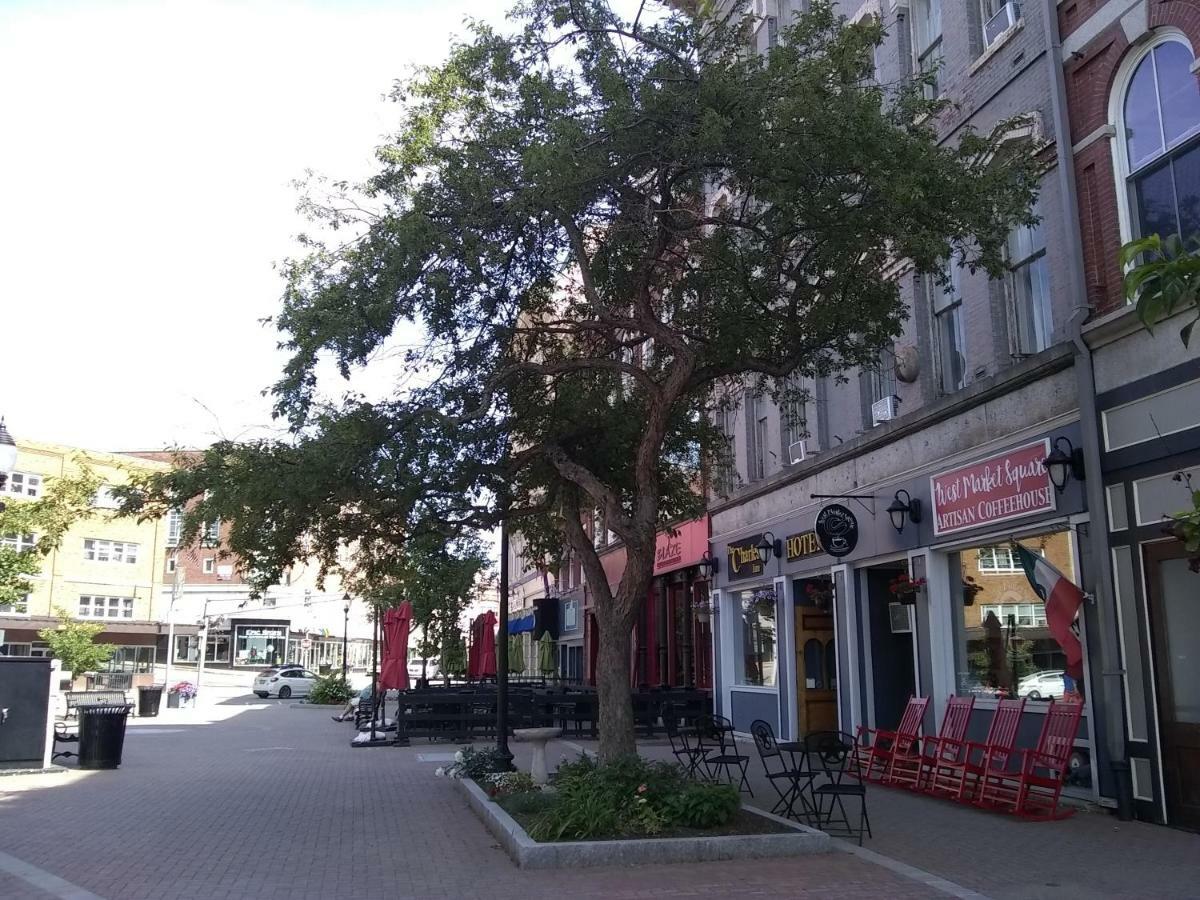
[925,697,1026,802]
[976,700,1084,819]
[854,696,929,783]
[887,695,975,790]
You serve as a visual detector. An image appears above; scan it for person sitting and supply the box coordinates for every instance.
[332,684,373,722]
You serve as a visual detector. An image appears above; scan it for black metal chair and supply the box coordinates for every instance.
[750,719,817,822]
[663,703,706,778]
[807,730,872,845]
[696,714,753,795]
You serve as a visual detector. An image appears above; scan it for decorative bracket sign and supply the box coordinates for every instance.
[815,505,859,558]
[930,439,1055,537]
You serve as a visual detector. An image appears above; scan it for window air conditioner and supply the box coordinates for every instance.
[788,439,816,465]
[984,2,1020,48]
[871,395,898,427]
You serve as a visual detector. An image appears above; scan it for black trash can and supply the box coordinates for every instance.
[76,704,132,769]
[137,685,164,718]
[319,663,331,676]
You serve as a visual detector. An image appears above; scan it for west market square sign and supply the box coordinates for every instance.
[930,439,1056,537]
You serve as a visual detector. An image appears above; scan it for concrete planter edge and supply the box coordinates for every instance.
[454,776,831,869]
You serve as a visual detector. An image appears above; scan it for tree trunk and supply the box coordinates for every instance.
[594,605,637,760]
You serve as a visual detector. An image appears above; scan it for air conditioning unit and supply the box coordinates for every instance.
[788,439,817,465]
[984,2,1020,48]
[871,395,898,427]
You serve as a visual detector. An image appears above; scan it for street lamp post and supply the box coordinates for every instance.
[342,593,351,679]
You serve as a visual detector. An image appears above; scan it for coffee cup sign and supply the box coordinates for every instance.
[815,504,859,558]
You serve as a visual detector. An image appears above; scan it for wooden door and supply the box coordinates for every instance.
[795,578,838,737]
[1145,541,1200,830]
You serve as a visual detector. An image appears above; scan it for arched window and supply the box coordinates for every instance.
[1117,36,1200,241]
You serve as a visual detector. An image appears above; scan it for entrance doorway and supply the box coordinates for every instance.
[793,576,837,735]
[1145,541,1200,829]
[864,562,917,731]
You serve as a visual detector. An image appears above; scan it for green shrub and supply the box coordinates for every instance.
[661,783,740,829]
[307,674,354,704]
[501,790,558,818]
[485,771,536,798]
[444,746,509,780]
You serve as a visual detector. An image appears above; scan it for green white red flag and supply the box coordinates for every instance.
[1015,544,1084,679]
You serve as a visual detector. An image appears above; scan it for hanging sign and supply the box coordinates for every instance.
[785,530,823,561]
[930,440,1055,536]
[815,505,859,558]
[726,534,765,582]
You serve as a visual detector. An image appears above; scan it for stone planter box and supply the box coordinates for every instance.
[454,777,831,869]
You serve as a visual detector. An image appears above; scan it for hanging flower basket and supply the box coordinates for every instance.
[691,597,712,623]
[888,574,926,606]
[806,581,834,611]
[746,588,777,616]
[962,576,984,607]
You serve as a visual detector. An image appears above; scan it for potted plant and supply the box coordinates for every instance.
[167,681,197,708]
[806,580,834,611]
[888,574,926,605]
[962,576,984,606]
[692,595,713,624]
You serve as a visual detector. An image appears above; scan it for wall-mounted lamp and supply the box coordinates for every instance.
[697,550,719,578]
[756,531,783,566]
[1044,436,1085,494]
[886,489,922,534]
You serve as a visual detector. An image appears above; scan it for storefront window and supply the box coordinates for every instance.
[950,530,1084,703]
[733,587,776,686]
[234,626,287,667]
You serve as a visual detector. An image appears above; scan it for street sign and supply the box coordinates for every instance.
[300,639,312,650]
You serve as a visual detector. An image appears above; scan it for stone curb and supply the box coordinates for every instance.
[454,776,831,869]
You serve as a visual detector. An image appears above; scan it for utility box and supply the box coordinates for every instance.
[0,657,53,769]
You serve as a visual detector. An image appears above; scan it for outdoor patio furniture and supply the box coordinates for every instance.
[695,714,753,795]
[886,695,975,791]
[808,730,872,846]
[750,719,817,823]
[854,695,929,783]
[925,697,1026,802]
[662,703,706,778]
[976,700,1084,819]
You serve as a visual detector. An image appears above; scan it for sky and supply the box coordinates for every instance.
[0,0,495,452]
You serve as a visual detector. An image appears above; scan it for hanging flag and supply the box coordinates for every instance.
[1015,544,1084,680]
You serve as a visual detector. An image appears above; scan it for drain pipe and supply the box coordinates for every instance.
[1043,0,1133,820]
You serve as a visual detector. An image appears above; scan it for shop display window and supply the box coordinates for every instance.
[732,587,777,686]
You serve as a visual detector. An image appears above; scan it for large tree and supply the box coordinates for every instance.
[123,1,1039,759]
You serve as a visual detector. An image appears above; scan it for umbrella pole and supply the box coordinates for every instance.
[496,515,513,770]
[371,609,379,741]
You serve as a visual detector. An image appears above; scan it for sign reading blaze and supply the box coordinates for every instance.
[930,440,1055,536]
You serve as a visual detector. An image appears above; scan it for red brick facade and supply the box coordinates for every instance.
[1062,2,1200,315]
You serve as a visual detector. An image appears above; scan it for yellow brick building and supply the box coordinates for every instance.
[0,440,171,673]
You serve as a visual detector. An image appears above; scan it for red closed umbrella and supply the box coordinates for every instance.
[477,609,497,679]
[379,602,412,691]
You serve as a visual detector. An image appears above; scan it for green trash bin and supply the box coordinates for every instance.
[76,704,132,769]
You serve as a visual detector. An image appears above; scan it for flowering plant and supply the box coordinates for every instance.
[806,581,834,609]
[169,681,197,700]
[888,575,926,604]
[437,746,508,780]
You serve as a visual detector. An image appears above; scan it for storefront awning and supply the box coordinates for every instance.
[507,612,535,634]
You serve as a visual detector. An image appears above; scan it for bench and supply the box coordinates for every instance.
[64,690,128,718]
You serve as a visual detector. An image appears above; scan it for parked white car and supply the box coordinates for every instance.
[1018,670,1065,700]
[252,666,318,699]
[408,657,439,681]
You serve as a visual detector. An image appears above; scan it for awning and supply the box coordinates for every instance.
[507,612,535,634]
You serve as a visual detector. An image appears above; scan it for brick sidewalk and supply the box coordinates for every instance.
[0,700,941,900]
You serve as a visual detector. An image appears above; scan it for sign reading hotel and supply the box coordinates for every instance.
[930,440,1055,536]
[785,529,822,561]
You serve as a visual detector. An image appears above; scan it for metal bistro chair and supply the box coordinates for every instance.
[808,730,872,846]
[696,714,753,795]
[662,703,706,779]
[750,719,816,823]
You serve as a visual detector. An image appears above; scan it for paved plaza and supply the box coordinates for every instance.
[0,690,1197,900]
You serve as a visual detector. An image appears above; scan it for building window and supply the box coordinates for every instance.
[714,402,737,496]
[1119,38,1200,241]
[5,472,41,498]
[104,645,157,673]
[926,261,966,393]
[78,595,135,619]
[202,518,220,547]
[868,346,898,409]
[203,558,215,574]
[2,533,37,553]
[1007,206,1051,355]
[732,587,777,686]
[166,556,178,575]
[780,375,812,457]
[912,0,943,99]
[167,508,183,547]
[0,593,30,616]
[976,546,1022,574]
[980,0,1020,50]
[746,392,768,482]
[592,509,607,548]
[92,486,120,509]
[83,539,139,564]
